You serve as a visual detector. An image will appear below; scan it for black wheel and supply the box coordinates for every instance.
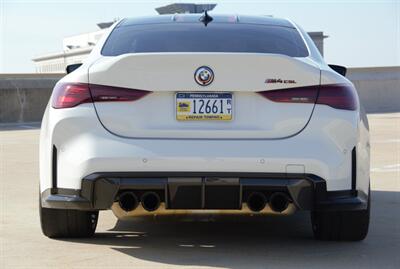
[39,198,98,238]
[311,192,370,241]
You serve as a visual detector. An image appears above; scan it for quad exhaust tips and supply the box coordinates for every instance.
[119,190,288,213]
[141,191,161,212]
[247,192,290,213]
[119,191,139,212]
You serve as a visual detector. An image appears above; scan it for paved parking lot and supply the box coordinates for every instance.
[0,114,399,269]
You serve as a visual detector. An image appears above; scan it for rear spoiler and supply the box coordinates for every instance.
[328,64,347,77]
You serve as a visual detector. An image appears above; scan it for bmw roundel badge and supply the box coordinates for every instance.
[194,66,214,86]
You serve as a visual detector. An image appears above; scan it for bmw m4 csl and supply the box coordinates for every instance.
[39,14,370,241]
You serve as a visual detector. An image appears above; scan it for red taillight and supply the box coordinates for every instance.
[89,84,151,102]
[317,84,358,110]
[257,85,319,104]
[52,83,92,109]
[52,83,151,109]
[257,84,358,111]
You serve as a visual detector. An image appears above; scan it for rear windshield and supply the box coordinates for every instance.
[101,23,309,57]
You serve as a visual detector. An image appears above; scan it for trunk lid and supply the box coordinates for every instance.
[88,53,320,139]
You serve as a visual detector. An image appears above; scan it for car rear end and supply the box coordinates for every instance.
[39,14,370,240]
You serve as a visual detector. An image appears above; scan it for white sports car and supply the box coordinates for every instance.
[39,13,370,241]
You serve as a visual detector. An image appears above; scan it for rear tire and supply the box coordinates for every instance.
[39,198,98,238]
[311,192,370,241]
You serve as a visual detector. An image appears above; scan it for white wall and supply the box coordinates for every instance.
[347,66,400,113]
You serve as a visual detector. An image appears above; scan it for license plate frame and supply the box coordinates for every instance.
[175,92,233,121]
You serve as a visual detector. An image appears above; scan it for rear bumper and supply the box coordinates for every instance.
[40,104,371,196]
[41,172,368,212]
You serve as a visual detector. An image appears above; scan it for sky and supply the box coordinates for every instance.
[0,0,399,73]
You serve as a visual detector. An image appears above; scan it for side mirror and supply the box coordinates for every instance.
[66,63,82,74]
[329,64,347,77]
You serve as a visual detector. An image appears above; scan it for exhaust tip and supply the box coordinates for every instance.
[141,191,161,212]
[247,192,267,212]
[118,191,139,212]
[269,192,290,212]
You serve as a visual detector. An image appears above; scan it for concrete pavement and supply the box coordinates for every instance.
[0,114,399,268]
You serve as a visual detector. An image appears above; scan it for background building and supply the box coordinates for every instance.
[308,32,328,56]
[32,3,327,73]
[156,3,217,14]
[32,24,109,73]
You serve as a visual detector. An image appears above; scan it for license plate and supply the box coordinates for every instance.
[176,92,233,121]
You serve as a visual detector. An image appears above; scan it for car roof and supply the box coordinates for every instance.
[119,14,294,28]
